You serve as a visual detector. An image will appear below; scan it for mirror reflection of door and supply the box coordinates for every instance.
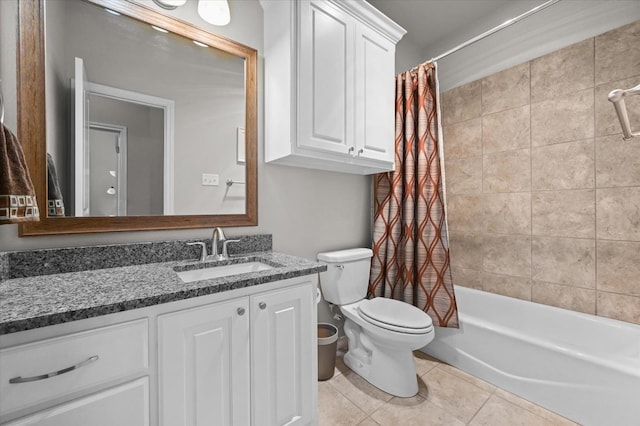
[73,57,174,217]
[88,123,127,216]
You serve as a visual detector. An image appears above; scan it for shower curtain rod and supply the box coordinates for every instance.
[410,0,561,72]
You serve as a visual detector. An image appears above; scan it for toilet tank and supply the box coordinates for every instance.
[317,248,373,305]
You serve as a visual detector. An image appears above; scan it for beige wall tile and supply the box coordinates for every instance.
[532,139,595,190]
[356,418,379,426]
[443,118,482,159]
[531,38,594,103]
[442,80,482,124]
[451,267,482,290]
[596,187,640,241]
[420,367,492,423]
[597,291,640,324]
[447,195,483,234]
[596,135,640,187]
[595,20,640,85]
[481,272,531,301]
[532,236,595,288]
[531,89,594,146]
[482,105,530,154]
[483,149,531,193]
[532,281,596,314]
[446,156,482,195]
[595,76,640,137]
[483,193,531,235]
[597,240,640,297]
[482,235,531,278]
[481,63,530,115]
[449,233,482,270]
[532,190,595,238]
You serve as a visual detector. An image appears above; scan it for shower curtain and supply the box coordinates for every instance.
[369,63,458,328]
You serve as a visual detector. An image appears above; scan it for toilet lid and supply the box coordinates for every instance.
[358,298,433,333]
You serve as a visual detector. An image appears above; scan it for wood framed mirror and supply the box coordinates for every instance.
[17,0,257,236]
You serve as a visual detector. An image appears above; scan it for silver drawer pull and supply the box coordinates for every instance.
[9,355,99,384]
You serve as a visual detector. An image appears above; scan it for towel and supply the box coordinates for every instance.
[47,153,65,217]
[0,123,39,224]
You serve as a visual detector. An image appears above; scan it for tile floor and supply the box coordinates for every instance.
[318,338,578,426]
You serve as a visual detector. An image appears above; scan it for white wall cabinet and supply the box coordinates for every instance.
[0,277,317,426]
[264,0,405,175]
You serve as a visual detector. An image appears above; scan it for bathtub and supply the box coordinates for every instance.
[421,286,640,426]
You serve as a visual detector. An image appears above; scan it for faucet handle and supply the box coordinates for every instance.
[222,239,241,258]
[187,242,207,262]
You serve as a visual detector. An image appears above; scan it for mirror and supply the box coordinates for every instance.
[17,0,257,235]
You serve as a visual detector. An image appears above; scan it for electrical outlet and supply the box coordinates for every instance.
[202,173,219,186]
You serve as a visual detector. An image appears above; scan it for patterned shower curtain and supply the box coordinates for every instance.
[369,63,458,328]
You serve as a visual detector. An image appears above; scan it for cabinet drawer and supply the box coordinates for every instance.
[2,377,149,426]
[0,319,148,417]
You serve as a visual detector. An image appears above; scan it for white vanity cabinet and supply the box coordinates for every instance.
[0,276,318,426]
[158,281,316,426]
[0,320,150,425]
[263,0,406,175]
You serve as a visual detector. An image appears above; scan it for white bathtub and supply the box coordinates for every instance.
[421,286,640,426]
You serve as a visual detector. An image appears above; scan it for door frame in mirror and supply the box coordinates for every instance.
[17,0,258,236]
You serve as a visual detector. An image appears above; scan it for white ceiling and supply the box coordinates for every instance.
[366,0,548,56]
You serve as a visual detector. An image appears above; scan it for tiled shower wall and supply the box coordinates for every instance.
[441,20,640,324]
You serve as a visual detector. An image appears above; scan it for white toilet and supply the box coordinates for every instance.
[318,248,435,397]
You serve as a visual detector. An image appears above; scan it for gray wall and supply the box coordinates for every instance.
[0,0,372,262]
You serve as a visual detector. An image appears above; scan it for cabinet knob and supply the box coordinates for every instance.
[357,148,364,156]
[237,307,245,316]
[259,302,267,310]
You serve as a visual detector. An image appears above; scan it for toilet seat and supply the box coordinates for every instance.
[357,298,433,334]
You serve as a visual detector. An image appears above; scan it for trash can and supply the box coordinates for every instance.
[317,323,339,381]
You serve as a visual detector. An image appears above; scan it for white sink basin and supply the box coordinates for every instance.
[176,262,274,283]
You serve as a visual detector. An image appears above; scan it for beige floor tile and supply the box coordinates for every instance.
[318,381,367,426]
[371,394,465,426]
[493,389,578,425]
[414,350,442,376]
[357,417,381,426]
[469,394,558,426]
[434,363,496,393]
[334,354,350,377]
[328,370,394,415]
[420,365,493,422]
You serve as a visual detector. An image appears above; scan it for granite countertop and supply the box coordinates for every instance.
[0,251,326,335]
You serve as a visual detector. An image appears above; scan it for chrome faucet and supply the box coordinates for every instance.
[210,227,226,260]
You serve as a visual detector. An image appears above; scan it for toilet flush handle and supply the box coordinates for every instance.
[336,265,344,270]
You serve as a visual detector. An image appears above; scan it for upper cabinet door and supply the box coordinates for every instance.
[158,299,251,426]
[298,0,355,156]
[354,25,396,165]
[251,284,316,426]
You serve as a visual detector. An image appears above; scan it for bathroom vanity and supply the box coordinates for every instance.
[0,238,323,426]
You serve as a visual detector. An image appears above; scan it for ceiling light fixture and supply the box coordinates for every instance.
[151,0,187,10]
[197,0,231,26]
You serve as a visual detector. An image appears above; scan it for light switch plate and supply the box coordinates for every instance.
[202,173,219,186]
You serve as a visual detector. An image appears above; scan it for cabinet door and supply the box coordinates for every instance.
[158,299,250,426]
[251,284,316,426]
[298,0,355,156]
[354,24,396,165]
[3,378,149,426]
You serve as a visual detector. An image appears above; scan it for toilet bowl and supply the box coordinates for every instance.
[318,248,435,397]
